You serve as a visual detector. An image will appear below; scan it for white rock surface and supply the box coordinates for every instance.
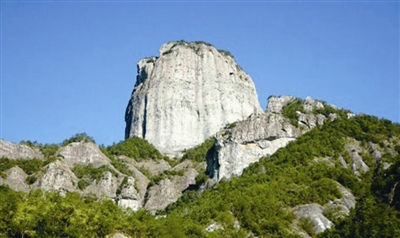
[83,171,119,198]
[33,160,79,194]
[125,41,262,156]
[345,140,370,175]
[5,166,30,193]
[58,142,111,168]
[117,176,141,211]
[326,183,356,216]
[266,95,296,113]
[144,160,198,213]
[207,96,334,181]
[294,204,333,234]
[134,158,171,176]
[0,139,43,160]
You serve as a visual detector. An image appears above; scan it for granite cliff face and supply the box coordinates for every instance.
[125,41,262,156]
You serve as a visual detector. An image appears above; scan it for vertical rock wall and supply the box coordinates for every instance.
[125,41,262,156]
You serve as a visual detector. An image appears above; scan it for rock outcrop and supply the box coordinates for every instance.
[117,176,141,211]
[294,204,333,234]
[207,96,332,181]
[0,139,43,160]
[58,141,111,168]
[4,166,30,193]
[125,41,262,156]
[345,139,370,176]
[33,160,79,195]
[144,160,198,213]
[293,183,356,236]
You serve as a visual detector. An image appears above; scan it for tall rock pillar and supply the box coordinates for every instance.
[125,41,262,156]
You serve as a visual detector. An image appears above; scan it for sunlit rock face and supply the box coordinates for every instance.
[125,41,262,157]
[0,139,43,160]
[207,96,333,181]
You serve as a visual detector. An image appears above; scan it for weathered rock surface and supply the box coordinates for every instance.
[117,157,150,208]
[294,204,333,234]
[109,232,131,238]
[33,160,79,195]
[4,166,30,193]
[125,41,262,156]
[134,158,171,176]
[293,183,355,236]
[144,160,198,213]
[58,142,111,168]
[0,139,43,160]
[207,96,330,181]
[83,171,119,198]
[117,177,141,211]
[345,140,370,175]
[326,183,356,216]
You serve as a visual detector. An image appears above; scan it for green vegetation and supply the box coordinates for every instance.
[145,57,158,63]
[0,187,160,237]
[72,164,117,190]
[104,137,164,161]
[218,49,235,59]
[299,217,316,237]
[21,141,60,158]
[282,98,305,125]
[148,169,185,187]
[162,49,173,55]
[162,40,236,60]
[314,101,352,119]
[181,138,214,162]
[1,113,399,237]
[109,157,133,177]
[0,157,56,175]
[72,164,117,181]
[61,132,96,146]
[320,158,400,238]
[163,115,400,237]
[116,177,129,195]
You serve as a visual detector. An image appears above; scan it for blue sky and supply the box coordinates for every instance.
[1,1,399,146]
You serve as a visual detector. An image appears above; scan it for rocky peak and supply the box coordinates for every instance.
[125,40,262,157]
[57,141,111,168]
[0,139,43,160]
[266,95,296,113]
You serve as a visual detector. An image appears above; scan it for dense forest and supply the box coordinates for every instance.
[1,114,400,237]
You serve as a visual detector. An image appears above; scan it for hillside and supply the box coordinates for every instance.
[1,101,399,237]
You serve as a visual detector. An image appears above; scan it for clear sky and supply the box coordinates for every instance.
[1,1,399,146]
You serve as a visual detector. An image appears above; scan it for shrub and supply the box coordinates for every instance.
[105,137,163,161]
[72,164,116,181]
[62,133,95,146]
[181,138,214,162]
[282,98,305,125]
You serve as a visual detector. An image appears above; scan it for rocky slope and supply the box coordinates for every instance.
[1,97,399,237]
[206,96,354,181]
[0,139,202,213]
[125,41,262,157]
[0,139,43,160]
